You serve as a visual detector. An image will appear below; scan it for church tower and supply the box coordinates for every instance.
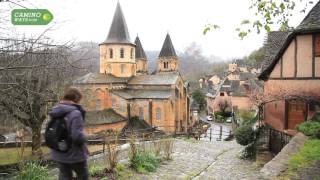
[157,34,178,73]
[135,36,148,74]
[99,2,136,78]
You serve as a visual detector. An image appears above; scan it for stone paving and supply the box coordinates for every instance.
[130,138,264,180]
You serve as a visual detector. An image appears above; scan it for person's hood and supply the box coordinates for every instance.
[49,103,78,118]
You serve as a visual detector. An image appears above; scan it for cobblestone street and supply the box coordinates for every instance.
[130,138,264,180]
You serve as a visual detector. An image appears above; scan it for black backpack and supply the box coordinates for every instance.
[45,114,71,152]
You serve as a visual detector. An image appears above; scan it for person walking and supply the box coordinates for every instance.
[49,87,89,180]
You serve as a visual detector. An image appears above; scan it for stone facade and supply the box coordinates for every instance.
[74,2,190,134]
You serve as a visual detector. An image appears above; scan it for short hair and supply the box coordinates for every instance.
[63,87,82,103]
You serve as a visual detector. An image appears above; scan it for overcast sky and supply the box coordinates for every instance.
[3,0,311,60]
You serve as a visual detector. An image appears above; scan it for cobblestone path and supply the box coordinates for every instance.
[131,139,264,180]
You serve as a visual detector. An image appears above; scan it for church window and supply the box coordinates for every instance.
[139,107,144,120]
[120,48,124,58]
[315,34,320,57]
[130,48,133,59]
[121,64,125,74]
[109,48,113,58]
[156,108,161,120]
[164,62,169,69]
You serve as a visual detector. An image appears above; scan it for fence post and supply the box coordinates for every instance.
[210,128,212,142]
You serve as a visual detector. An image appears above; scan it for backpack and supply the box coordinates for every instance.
[45,114,71,152]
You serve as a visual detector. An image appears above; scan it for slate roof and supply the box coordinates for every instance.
[135,36,147,59]
[128,73,179,85]
[111,89,172,99]
[103,2,132,44]
[86,109,127,126]
[259,1,320,80]
[296,1,320,32]
[74,73,129,84]
[159,34,177,58]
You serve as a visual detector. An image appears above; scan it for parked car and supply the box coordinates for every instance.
[206,115,213,121]
[226,117,232,123]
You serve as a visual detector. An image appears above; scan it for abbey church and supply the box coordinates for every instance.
[74,2,191,134]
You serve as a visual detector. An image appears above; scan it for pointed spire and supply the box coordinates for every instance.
[159,33,177,58]
[104,2,131,44]
[135,36,147,59]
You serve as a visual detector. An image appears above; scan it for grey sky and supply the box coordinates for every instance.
[4,0,310,60]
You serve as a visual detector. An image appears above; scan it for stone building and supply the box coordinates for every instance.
[74,2,190,134]
[258,1,320,136]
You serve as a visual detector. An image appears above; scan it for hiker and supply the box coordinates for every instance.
[48,87,88,180]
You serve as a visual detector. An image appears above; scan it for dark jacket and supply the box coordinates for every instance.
[49,102,88,163]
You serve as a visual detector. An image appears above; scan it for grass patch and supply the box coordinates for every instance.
[183,137,198,143]
[130,151,161,173]
[0,147,50,165]
[15,162,51,180]
[88,164,105,177]
[0,145,104,165]
[288,139,320,173]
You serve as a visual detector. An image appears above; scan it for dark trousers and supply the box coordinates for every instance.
[58,161,88,180]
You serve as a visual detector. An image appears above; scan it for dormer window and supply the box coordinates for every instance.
[109,48,113,58]
[120,48,124,58]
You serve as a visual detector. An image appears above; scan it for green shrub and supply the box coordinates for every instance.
[240,142,256,160]
[239,111,256,126]
[235,125,255,146]
[130,151,161,173]
[289,139,320,173]
[16,162,50,180]
[296,121,320,138]
[88,164,105,177]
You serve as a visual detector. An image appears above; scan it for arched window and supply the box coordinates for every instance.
[112,99,116,108]
[156,108,161,120]
[139,107,144,120]
[120,48,124,58]
[164,62,168,69]
[121,64,125,74]
[96,99,101,110]
[130,48,133,59]
[109,48,113,58]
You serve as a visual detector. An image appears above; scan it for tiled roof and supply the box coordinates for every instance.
[159,33,177,58]
[103,2,132,44]
[112,89,172,99]
[86,109,127,126]
[128,73,179,85]
[135,36,147,59]
[74,73,129,84]
[111,89,172,99]
[296,1,320,32]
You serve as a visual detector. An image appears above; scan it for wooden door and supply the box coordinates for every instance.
[287,101,306,129]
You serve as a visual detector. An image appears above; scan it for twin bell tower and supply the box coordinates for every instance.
[99,2,178,78]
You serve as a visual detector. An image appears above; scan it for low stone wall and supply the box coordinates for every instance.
[260,132,307,178]
[49,139,173,178]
